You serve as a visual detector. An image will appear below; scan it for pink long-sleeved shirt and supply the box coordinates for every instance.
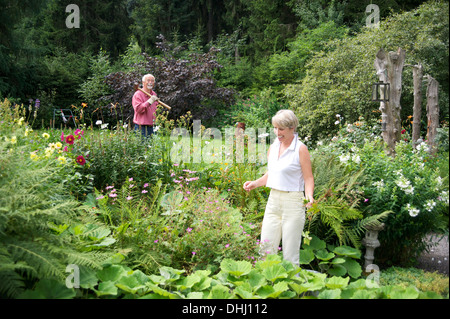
[132,90,159,126]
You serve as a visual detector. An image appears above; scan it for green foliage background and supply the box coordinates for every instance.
[0,0,448,300]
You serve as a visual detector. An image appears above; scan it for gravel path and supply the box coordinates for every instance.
[415,234,449,275]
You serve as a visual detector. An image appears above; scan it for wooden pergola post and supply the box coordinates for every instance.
[425,75,439,156]
[374,48,406,156]
[411,64,423,147]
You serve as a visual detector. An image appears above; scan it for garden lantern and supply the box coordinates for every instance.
[372,82,390,102]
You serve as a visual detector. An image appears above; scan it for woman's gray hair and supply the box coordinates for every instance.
[272,110,299,132]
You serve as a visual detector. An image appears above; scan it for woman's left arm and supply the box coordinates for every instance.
[299,144,314,207]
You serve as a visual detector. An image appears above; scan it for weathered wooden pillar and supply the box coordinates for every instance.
[425,75,439,156]
[374,48,406,156]
[411,64,423,147]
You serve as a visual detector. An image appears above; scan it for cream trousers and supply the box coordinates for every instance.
[260,189,306,266]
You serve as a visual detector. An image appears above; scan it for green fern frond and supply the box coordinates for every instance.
[7,241,66,280]
[352,210,392,237]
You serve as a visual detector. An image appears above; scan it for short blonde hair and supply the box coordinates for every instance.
[272,110,298,132]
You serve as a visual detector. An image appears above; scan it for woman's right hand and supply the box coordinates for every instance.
[243,181,257,192]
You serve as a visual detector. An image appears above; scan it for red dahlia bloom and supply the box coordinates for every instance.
[76,155,86,166]
[66,135,75,145]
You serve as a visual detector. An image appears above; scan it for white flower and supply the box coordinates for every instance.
[339,154,350,163]
[406,204,420,217]
[96,120,102,125]
[352,155,361,164]
[372,179,385,190]
[394,169,403,176]
[154,126,160,132]
[101,123,109,129]
[336,114,341,118]
[439,191,449,205]
[416,142,429,153]
[393,171,415,195]
[424,200,436,212]
[335,120,340,125]
[258,133,269,138]
[403,185,414,195]
[395,176,410,189]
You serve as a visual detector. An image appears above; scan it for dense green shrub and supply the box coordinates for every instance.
[284,1,449,142]
[315,117,449,266]
[357,140,448,265]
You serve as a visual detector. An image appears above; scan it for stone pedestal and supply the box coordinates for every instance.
[362,223,385,271]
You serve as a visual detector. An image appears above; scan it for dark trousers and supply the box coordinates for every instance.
[134,124,154,138]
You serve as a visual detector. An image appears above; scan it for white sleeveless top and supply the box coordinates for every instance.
[266,134,305,192]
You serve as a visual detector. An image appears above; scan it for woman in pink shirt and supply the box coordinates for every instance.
[132,74,159,138]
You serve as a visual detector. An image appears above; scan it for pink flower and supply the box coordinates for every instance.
[74,129,84,139]
[142,190,148,194]
[192,252,196,255]
[187,227,193,233]
[143,183,149,188]
[126,196,133,201]
[61,131,65,142]
[225,244,230,248]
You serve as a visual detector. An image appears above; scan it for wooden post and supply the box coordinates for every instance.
[411,64,423,147]
[374,48,406,156]
[425,75,439,156]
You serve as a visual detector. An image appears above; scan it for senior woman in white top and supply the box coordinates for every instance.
[243,110,314,266]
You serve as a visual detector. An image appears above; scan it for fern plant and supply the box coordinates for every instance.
[0,140,112,298]
[307,153,391,248]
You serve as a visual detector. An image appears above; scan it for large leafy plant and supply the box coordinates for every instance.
[299,235,362,279]
[18,254,444,299]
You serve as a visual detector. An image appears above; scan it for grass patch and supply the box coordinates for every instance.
[380,266,449,297]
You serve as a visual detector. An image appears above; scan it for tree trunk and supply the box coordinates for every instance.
[374,48,406,156]
[411,64,423,147]
[207,0,214,43]
[426,75,439,156]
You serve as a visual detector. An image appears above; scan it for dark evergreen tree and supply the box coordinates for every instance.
[39,0,132,58]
